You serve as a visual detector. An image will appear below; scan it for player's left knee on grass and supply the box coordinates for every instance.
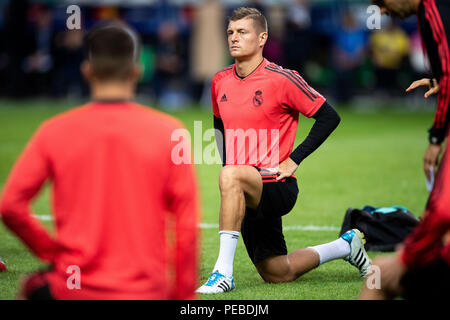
[260,272,296,283]
[257,267,297,283]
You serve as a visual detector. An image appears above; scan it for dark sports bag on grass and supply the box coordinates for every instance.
[339,206,420,252]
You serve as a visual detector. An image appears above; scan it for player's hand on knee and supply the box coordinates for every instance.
[276,157,298,181]
[405,78,439,98]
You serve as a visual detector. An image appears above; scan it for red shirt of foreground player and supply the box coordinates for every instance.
[0,24,199,300]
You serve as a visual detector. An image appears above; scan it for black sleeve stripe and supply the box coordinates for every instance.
[215,66,233,75]
[431,0,450,130]
[288,70,318,99]
[266,65,317,99]
[265,66,315,102]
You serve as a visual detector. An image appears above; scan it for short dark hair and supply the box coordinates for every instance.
[85,22,140,81]
[229,7,268,33]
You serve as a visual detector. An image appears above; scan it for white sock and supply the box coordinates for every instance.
[309,238,351,265]
[212,230,240,278]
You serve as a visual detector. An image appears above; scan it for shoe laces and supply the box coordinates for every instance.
[206,272,224,286]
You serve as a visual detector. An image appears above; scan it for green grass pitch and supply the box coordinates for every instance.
[0,99,433,299]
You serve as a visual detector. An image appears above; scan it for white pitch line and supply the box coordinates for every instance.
[33,215,54,221]
[35,216,339,232]
[201,223,339,231]
[283,225,339,232]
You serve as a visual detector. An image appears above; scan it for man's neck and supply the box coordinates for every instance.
[90,82,135,101]
[234,55,264,78]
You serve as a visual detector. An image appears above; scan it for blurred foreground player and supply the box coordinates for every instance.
[360,0,450,299]
[197,7,371,294]
[0,23,199,299]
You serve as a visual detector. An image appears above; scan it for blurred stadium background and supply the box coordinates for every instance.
[0,0,439,299]
[0,0,435,109]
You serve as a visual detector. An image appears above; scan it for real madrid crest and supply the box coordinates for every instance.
[253,90,263,107]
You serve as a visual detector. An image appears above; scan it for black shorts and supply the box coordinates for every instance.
[241,177,299,264]
[400,259,450,300]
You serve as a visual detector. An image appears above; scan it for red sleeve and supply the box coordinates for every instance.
[424,0,450,132]
[278,69,326,118]
[166,132,200,300]
[434,74,450,130]
[211,78,221,118]
[401,147,450,268]
[0,124,60,262]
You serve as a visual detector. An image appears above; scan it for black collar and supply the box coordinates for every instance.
[234,58,264,79]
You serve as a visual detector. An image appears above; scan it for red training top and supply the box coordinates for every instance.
[401,145,450,269]
[0,101,199,300]
[212,59,325,182]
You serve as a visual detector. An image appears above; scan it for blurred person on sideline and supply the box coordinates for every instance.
[369,19,410,96]
[263,5,286,66]
[332,10,367,103]
[154,21,189,109]
[52,29,86,98]
[22,4,55,96]
[284,0,313,73]
[190,0,227,107]
[4,0,29,98]
[0,22,199,300]
[360,0,450,300]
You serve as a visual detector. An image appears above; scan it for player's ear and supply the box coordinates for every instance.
[130,63,142,82]
[80,60,93,82]
[259,32,268,48]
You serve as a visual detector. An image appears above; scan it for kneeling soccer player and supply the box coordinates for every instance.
[196,7,371,294]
